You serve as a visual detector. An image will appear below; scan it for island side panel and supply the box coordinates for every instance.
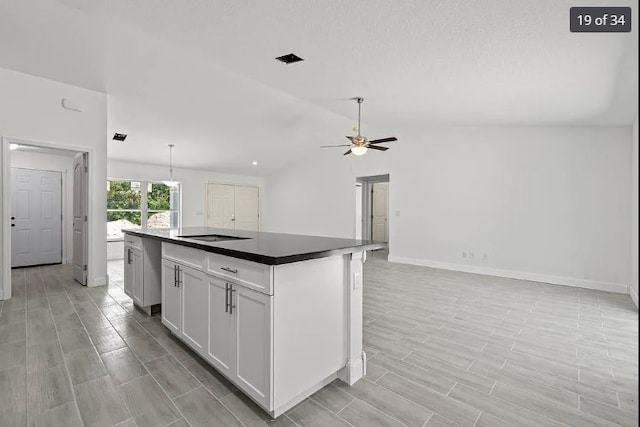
[337,251,365,385]
[272,255,346,413]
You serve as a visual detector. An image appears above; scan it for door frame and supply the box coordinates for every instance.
[355,174,390,241]
[1,136,92,300]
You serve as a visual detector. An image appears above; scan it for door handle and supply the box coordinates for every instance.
[225,283,229,313]
[229,285,236,315]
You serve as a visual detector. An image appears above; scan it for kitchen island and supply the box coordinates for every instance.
[122,227,385,417]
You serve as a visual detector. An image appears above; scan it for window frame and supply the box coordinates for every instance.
[107,178,182,241]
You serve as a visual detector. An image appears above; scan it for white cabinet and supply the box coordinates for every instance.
[161,259,182,335]
[234,284,272,407]
[207,276,234,376]
[123,234,162,313]
[162,257,207,351]
[180,265,207,351]
[132,248,144,305]
[159,242,359,418]
[206,275,272,408]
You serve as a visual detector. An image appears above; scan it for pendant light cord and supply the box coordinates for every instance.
[357,98,362,137]
[168,144,174,181]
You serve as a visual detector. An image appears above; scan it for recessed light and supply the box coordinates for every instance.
[9,143,20,150]
[275,53,304,64]
[252,161,258,166]
[113,133,127,141]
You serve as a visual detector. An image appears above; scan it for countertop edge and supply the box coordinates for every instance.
[123,230,387,265]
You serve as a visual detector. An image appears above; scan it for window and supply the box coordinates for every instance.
[107,179,180,240]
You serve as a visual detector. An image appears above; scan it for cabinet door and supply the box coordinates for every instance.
[161,259,181,335]
[132,248,144,305]
[123,247,133,297]
[234,284,272,408]
[181,266,206,351]
[207,276,234,376]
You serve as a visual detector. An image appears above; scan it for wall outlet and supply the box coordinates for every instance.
[469,251,475,259]
[395,210,401,216]
[353,272,362,290]
[462,251,467,258]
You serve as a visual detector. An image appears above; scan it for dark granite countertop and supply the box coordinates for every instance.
[122,227,387,265]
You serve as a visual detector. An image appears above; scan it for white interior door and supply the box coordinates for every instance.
[11,168,62,267]
[234,186,259,231]
[372,182,388,242]
[206,183,235,229]
[72,153,88,285]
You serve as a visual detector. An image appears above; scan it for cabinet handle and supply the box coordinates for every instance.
[229,285,236,315]
[127,249,132,264]
[174,265,177,287]
[176,266,181,287]
[221,267,238,274]
[225,283,229,313]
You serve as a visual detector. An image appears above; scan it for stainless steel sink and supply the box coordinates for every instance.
[178,234,249,242]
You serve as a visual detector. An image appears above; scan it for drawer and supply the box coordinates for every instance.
[163,243,205,270]
[207,253,273,295]
[124,234,143,250]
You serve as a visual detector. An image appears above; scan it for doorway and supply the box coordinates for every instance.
[2,138,90,300]
[355,174,390,242]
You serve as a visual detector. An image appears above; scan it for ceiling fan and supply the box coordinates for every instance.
[321,97,397,156]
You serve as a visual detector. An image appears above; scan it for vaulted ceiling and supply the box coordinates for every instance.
[1,0,637,174]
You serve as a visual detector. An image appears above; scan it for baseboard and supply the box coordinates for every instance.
[630,285,639,309]
[88,276,108,287]
[388,256,629,294]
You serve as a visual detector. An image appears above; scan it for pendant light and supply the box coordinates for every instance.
[162,144,180,187]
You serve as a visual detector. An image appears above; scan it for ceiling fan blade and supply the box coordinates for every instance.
[320,144,352,148]
[367,145,389,151]
[368,137,397,144]
[346,136,355,142]
[343,149,353,156]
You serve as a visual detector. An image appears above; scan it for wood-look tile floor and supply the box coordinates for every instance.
[1,254,637,426]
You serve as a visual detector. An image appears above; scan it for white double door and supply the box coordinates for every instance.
[206,183,259,231]
[11,168,63,267]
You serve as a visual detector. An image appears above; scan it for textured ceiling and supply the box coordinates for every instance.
[0,0,637,174]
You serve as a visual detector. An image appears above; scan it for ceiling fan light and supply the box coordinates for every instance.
[351,146,368,156]
[162,180,180,187]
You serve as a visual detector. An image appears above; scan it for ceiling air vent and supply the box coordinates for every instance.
[113,133,127,141]
[275,53,304,64]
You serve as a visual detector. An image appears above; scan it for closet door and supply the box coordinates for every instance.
[206,183,235,229]
[234,186,259,231]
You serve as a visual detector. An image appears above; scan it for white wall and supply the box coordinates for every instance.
[262,150,389,238]
[10,151,75,264]
[1,67,108,297]
[264,126,632,292]
[107,160,264,228]
[631,116,639,307]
